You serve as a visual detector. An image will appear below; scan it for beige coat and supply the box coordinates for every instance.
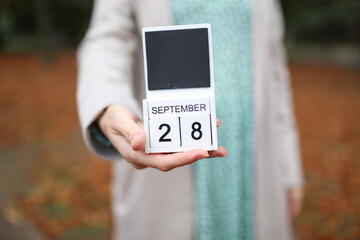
[77,0,304,239]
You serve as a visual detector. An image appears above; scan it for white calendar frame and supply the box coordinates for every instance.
[142,24,218,153]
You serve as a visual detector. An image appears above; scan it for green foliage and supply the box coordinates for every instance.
[0,0,92,51]
[49,0,93,47]
[281,0,360,44]
[0,0,358,51]
[40,202,71,220]
[59,225,109,240]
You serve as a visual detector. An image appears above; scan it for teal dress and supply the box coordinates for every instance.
[171,1,255,239]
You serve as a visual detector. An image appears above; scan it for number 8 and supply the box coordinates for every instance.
[191,122,202,140]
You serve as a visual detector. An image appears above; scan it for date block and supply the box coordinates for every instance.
[143,97,217,153]
[149,117,180,148]
[180,116,212,147]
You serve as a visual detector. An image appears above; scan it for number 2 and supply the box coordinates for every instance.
[159,123,171,142]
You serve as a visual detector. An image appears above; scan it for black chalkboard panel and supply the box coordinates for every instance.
[145,28,210,90]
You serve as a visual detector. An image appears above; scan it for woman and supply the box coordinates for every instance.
[77,0,304,239]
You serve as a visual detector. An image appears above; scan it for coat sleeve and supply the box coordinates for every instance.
[76,0,141,160]
[270,0,304,188]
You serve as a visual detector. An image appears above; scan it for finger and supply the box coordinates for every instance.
[112,114,145,150]
[131,121,146,151]
[293,193,303,218]
[289,199,298,219]
[131,163,147,170]
[149,149,209,172]
[110,132,169,169]
[130,130,147,151]
[110,134,148,167]
[216,118,221,127]
[208,146,227,158]
[287,188,303,219]
[111,133,210,171]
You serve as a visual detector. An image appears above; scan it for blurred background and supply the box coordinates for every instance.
[0,0,359,239]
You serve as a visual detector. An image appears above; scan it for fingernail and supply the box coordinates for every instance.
[197,154,209,160]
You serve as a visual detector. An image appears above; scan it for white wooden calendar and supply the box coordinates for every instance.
[142,24,218,153]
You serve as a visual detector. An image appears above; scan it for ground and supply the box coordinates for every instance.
[0,53,359,239]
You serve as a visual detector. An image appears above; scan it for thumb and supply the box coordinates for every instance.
[111,110,146,151]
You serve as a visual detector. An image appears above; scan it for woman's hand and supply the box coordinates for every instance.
[97,104,227,171]
[287,187,304,220]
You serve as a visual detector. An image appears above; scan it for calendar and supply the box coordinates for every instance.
[142,24,218,153]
